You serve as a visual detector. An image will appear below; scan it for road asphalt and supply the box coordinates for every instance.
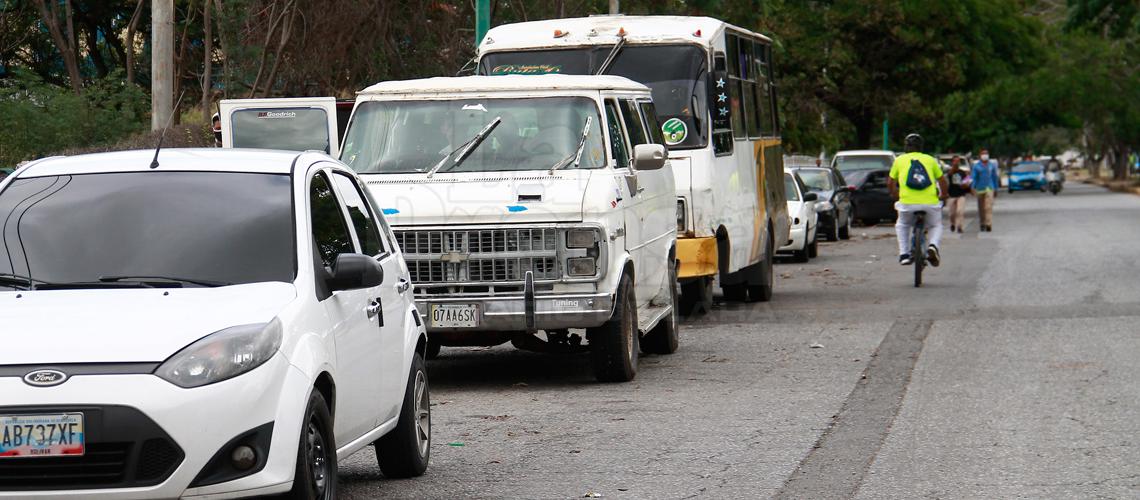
[337,182,1140,499]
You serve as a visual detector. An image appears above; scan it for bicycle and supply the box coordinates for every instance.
[911,211,926,287]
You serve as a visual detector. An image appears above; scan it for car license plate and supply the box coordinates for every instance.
[0,413,84,458]
[430,304,479,328]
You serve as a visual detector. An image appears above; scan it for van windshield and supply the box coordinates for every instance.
[0,172,295,290]
[341,97,605,174]
[230,107,332,153]
[479,44,709,150]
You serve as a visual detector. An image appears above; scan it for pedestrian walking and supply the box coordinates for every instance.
[971,149,1000,232]
[946,156,971,233]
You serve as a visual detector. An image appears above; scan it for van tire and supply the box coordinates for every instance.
[642,260,679,355]
[588,274,638,382]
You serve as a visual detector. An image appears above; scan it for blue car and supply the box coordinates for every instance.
[1008,161,1047,193]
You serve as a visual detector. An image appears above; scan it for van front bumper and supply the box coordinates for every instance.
[415,292,614,333]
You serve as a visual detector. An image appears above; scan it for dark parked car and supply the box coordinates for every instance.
[847,168,897,224]
[791,166,853,240]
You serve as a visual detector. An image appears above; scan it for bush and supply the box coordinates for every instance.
[0,70,151,165]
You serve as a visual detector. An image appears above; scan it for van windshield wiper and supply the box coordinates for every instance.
[426,116,502,178]
[550,116,593,174]
[97,275,233,288]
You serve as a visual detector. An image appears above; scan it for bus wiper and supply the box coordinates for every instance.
[426,116,502,178]
[550,116,593,174]
[98,275,233,288]
[595,37,627,75]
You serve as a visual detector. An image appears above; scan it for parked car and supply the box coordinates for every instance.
[1008,161,1047,193]
[778,171,818,262]
[846,168,897,224]
[831,150,896,176]
[791,166,853,241]
[0,149,430,499]
[340,75,678,382]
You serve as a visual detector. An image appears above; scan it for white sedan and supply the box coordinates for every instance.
[779,171,819,262]
[0,149,429,498]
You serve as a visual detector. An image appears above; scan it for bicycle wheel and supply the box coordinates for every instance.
[913,219,925,288]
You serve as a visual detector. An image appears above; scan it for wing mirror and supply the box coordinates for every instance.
[327,253,384,291]
[803,192,819,202]
[633,144,667,171]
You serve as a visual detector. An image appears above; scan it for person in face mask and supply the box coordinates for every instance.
[971,148,1000,231]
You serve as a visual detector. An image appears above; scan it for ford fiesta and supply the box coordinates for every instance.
[0,149,430,498]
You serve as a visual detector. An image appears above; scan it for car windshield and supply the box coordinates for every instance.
[784,173,800,201]
[835,154,893,173]
[480,44,710,150]
[796,169,833,191]
[1012,162,1043,173]
[230,107,332,154]
[0,171,294,290]
[340,97,605,174]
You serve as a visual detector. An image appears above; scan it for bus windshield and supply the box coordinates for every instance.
[480,44,709,150]
[340,97,605,174]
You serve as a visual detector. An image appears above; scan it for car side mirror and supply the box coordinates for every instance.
[803,192,819,202]
[633,144,667,171]
[327,253,384,291]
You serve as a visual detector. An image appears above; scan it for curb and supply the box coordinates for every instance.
[1081,177,1140,196]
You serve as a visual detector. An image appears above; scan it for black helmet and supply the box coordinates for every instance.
[904,133,924,152]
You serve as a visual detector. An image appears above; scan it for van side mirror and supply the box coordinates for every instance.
[327,253,384,291]
[803,192,819,202]
[633,144,667,171]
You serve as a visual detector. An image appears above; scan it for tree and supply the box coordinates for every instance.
[32,0,84,94]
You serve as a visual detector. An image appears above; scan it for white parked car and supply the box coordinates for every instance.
[0,149,429,499]
[778,170,819,262]
[340,75,678,382]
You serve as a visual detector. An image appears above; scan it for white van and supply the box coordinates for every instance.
[340,75,678,382]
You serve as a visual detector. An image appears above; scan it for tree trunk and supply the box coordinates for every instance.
[125,0,144,85]
[201,0,213,119]
[33,0,83,94]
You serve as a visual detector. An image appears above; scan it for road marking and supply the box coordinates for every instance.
[775,319,933,500]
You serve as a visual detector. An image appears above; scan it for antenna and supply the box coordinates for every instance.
[150,90,186,169]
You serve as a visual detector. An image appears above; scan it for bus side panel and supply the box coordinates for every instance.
[760,140,789,252]
[711,142,761,277]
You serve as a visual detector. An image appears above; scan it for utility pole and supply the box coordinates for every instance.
[475,0,490,46]
[151,0,173,130]
[609,0,620,14]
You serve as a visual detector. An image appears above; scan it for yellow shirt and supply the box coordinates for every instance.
[890,153,943,205]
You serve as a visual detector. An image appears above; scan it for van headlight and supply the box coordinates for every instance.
[156,319,282,388]
[566,229,597,249]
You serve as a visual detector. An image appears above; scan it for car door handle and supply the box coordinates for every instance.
[366,299,382,317]
[396,278,410,294]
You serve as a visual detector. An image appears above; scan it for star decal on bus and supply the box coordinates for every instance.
[717,93,727,103]
[719,108,729,116]
[716,78,726,88]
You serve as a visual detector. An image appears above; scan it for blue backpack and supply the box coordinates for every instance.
[905,159,932,190]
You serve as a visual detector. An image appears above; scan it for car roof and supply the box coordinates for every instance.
[835,150,895,156]
[481,15,770,52]
[359,75,649,95]
[15,148,324,178]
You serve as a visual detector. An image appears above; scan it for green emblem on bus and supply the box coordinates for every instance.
[662,118,688,145]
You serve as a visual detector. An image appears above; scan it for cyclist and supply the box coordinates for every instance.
[888,133,948,266]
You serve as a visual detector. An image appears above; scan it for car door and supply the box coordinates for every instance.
[327,169,408,422]
[308,169,385,443]
[618,98,672,303]
[861,171,893,220]
[832,169,852,223]
[604,99,644,301]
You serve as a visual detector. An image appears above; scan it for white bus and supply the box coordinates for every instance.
[477,15,789,311]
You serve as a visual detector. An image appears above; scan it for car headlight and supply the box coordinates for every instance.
[815,201,834,212]
[566,229,597,249]
[156,319,282,388]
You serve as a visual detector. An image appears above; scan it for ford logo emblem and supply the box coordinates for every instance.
[23,369,68,387]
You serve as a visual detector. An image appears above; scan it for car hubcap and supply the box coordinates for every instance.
[414,370,430,457]
[306,418,328,498]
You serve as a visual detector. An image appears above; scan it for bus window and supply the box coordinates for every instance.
[756,43,776,136]
[604,99,630,169]
[726,34,745,139]
[743,39,761,139]
[712,51,734,156]
[620,99,649,146]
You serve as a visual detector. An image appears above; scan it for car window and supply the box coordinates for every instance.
[836,154,893,173]
[330,172,385,257]
[865,172,888,190]
[309,172,354,268]
[638,101,668,147]
[784,173,800,201]
[604,99,630,168]
[796,169,833,191]
[619,99,648,146]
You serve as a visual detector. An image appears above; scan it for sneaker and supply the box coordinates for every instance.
[950,224,956,232]
[899,254,913,265]
[957,227,964,234]
[927,245,941,267]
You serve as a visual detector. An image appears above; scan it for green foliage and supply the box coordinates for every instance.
[0,70,148,165]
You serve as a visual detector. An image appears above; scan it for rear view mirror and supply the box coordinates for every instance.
[633,144,667,171]
[327,253,384,291]
[803,192,819,202]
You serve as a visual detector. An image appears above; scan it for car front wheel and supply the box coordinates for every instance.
[285,391,336,500]
[375,353,431,478]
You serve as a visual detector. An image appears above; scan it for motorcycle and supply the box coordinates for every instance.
[1046,169,1064,195]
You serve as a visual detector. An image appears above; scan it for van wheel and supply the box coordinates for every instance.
[680,276,713,316]
[721,283,748,302]
[588,274,638,382]
[285,391,336,500]
[375,353,430,478]
[642,260,679,355]
[748,230,775,302]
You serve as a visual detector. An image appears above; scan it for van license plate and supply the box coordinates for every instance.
[430,304,479,328]
[0,413,84,458]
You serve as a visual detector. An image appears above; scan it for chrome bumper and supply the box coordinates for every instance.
[415,292,614,332]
